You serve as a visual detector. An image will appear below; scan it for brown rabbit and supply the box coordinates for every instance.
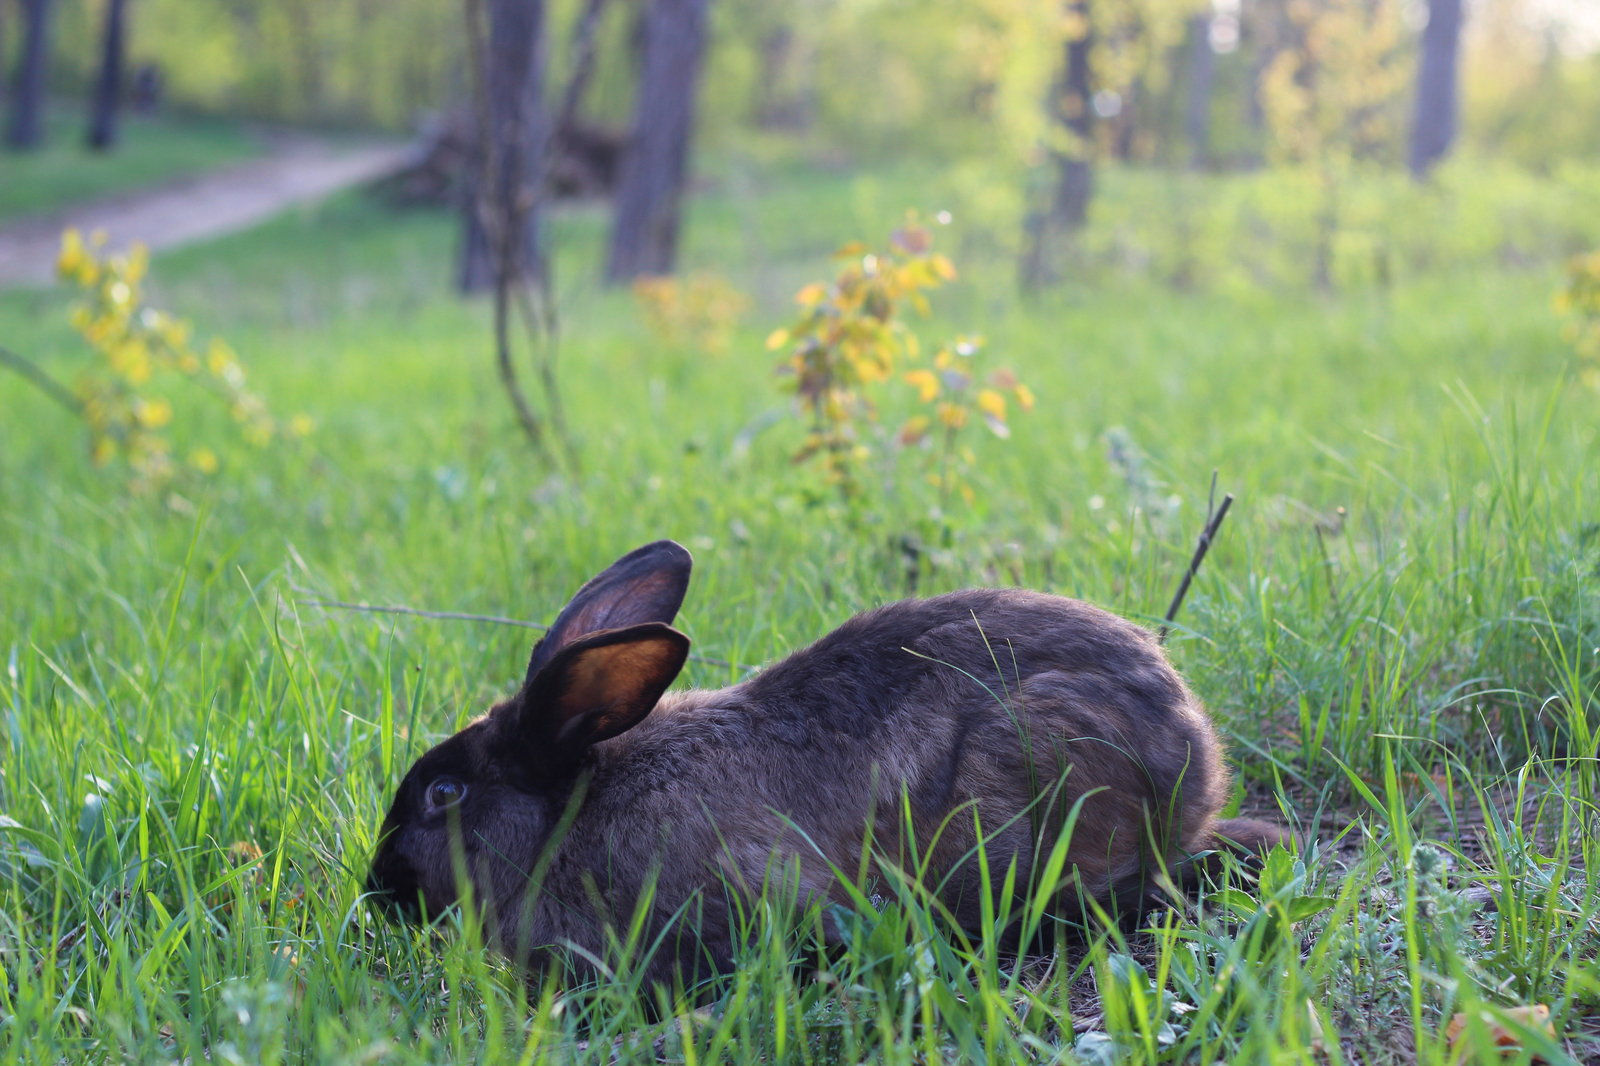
[367,540,1283,985]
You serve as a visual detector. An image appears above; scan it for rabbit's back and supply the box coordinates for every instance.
[592,588,1227,925]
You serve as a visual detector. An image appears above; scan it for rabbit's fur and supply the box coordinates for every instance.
[368,540,1282,985]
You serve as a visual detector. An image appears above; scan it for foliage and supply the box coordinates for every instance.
[632,272,751,357]
[900,335,1034,507]
[1259,0,1411,169]
[1557,249,1600,390]
[765,217,962,497]
[54,229,306,491]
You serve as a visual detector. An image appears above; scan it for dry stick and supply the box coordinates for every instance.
[297,596,757,674]
[0,345,84,414]
[1158,473,1234,643]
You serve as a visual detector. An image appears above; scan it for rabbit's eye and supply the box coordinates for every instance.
[425,776,467,811]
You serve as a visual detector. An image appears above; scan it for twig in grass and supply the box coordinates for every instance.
[1158,471,1234,643]
[296,596,757,674]
[0,344,84,415]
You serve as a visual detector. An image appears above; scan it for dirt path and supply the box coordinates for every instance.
[0,135,415,288]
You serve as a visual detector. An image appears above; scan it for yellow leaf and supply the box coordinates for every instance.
[135,398,172,429]
[899,416,931,445]
[976,389,1007,421]
[930,254,957,281]
[905,369,940,403]
[1444,1004,1553,1060]
[765,328,791,350]
[795,282,829,307]
[833,240,868,259]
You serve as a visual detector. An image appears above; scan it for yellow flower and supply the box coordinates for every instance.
[288,414,315,437]
[1014,384,1036,413]
[189,448,220,474]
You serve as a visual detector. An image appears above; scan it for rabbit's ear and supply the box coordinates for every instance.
[524,541,693,684]
[518,622,690,754]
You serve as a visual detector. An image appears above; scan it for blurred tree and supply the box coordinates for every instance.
[605,0,709,283]
[1185,11,1214,165]
[459,0,549,294]
[1260,0,1409,287]
[87,0,129,150]
[1020,0,1095,290]
[1408,0,1461,178]
[7,0,51,149]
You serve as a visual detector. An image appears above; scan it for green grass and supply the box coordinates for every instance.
[0,108,261,223]
[1,155,1598,1063]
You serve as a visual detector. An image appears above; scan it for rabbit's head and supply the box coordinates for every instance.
[365,541,693,930]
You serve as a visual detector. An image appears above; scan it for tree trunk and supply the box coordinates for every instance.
[1243,0,1280,139]
[459,0,548,294]
[1408,0,1462,178]
[1020,0,1094,291]
[604,0,709,284]
[7,0,51,150]
[1185,14,1214,168]
[87,0,129,151]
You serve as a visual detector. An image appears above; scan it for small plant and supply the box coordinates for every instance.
[899,336,1033,507]
[41,229,307,491]
[766,218,957,495]
[767,217,1028,505]
[1557,250,1600,390]
[632,272,750,357]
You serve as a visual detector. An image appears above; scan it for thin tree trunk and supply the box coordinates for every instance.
[1408,0,1462,178]
[7,0,51,150]
[1243,0,1279,139]
[459,0,548,295]
[1020,0,1094,291]
[87,0,129,151]
[1185,13,1214,168]
[554,0,609,135]
[604,0,709,284]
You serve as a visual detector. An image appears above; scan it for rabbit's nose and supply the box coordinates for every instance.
[366,853,421,920]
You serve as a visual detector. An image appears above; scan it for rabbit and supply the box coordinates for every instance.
[367,539,1284,986]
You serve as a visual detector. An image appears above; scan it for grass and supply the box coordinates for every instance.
[0,152,1598,1063]
[0,107,261,223]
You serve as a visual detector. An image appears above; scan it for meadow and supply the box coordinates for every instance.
[1,146,1599,1063]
